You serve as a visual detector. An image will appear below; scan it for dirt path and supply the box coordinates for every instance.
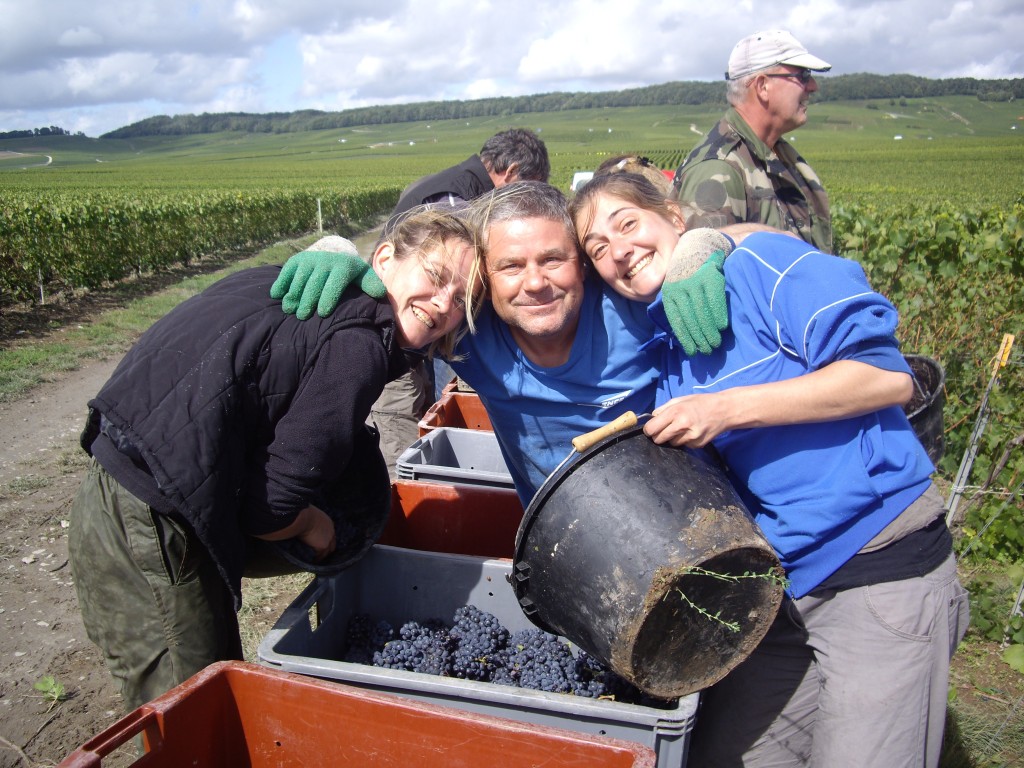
[0,355,133,768]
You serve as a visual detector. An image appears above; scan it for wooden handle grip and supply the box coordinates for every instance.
[571,411,639,453]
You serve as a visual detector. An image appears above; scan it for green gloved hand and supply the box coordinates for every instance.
[270,237,385,320]
[661,229,733,356]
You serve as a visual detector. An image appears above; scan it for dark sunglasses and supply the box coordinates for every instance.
[764,69,815,85]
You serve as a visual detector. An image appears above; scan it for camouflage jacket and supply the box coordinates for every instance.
[672,108,832,252]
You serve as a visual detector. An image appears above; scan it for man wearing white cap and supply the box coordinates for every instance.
[672,30,833,252]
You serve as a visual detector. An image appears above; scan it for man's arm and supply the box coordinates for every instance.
[718,222,800,245]
[676,159,748,231]
[271,242,384,319]
[659,225,820,356]
[660,229,734,356]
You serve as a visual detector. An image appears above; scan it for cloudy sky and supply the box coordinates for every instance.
[2,0,1021,138]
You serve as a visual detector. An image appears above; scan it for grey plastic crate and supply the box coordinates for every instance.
[259,545,697,768]
[396,427,514,489]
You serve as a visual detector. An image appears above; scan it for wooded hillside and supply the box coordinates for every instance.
[101,74,1023,139]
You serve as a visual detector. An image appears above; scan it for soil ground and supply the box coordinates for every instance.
[0,265,1020,767]
[0,356,129,767]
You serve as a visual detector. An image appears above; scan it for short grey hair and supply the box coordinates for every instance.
[466,180,580,269]
[726,74,754,106]
[469,180,574,238]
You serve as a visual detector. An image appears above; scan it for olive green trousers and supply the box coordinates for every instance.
[69,459,241,712]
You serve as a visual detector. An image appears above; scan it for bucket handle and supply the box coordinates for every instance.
[571,411,641,453]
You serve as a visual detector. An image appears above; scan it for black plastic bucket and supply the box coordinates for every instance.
[904,354,946,464]
[511,424,784,699]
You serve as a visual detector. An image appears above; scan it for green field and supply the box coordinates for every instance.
[2,95,1021,207]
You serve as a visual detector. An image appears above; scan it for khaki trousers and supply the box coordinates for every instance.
[368,359,433,478]
[689,552,970,767]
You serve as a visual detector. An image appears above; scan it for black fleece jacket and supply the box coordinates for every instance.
[82,265,408,605]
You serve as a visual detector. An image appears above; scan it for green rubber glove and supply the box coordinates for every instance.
[270,239,385,320]
[661,229,733,356]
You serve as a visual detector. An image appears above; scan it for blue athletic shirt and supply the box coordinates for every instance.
[647,232,934,597]
[451,272,659,507]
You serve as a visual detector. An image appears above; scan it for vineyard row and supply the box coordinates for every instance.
[0,186,402,302]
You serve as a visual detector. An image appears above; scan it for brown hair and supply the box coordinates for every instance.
[568,172,681,249]
[592,155,673,196]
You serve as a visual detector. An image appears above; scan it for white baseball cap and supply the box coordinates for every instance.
[726,30,832,81]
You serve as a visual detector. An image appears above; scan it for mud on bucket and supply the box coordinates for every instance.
[511,423,784,700]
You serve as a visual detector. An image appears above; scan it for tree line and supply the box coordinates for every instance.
[0,126,84,140]
[96,74,1020,139]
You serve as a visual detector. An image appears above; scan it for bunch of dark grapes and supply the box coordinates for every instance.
[338,605,665,707]
[568,649,626,698]
[341,613,395,665]
[449,605,510,681]
[569,650,674,706]
[373,619,454,675]
[494,628,575,693]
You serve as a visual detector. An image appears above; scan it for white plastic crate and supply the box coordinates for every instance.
[396,427,514,489]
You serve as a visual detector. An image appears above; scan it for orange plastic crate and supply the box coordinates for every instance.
[60,661,656,767]
[418,391,493,435]
[378,479,523,559]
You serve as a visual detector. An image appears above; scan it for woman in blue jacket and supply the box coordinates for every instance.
[569,171,969,768]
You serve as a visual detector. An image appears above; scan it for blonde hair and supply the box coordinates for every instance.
[378,206,485,359]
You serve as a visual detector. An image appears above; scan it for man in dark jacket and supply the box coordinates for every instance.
[374,128,549,470]
[391,127,550,216]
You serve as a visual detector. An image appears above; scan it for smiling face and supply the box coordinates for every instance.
[575,192,685,303]
[484,216,585,367]
[374,236,477,350]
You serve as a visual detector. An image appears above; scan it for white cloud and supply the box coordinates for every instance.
[57,26,104,48]
[1,0,1020,136]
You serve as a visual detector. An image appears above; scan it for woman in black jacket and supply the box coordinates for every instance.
[68,207,483,711]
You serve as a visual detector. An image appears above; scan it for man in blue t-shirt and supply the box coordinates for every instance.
[448,182,659,505]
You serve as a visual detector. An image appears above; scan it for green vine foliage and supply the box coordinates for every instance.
[833,196,1024,563]
[0,186,400,302]
[965,565,1024,660]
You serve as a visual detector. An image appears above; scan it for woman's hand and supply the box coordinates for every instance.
[256,505,337,562]
[644,393,728,448]
[293,506,337,562]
